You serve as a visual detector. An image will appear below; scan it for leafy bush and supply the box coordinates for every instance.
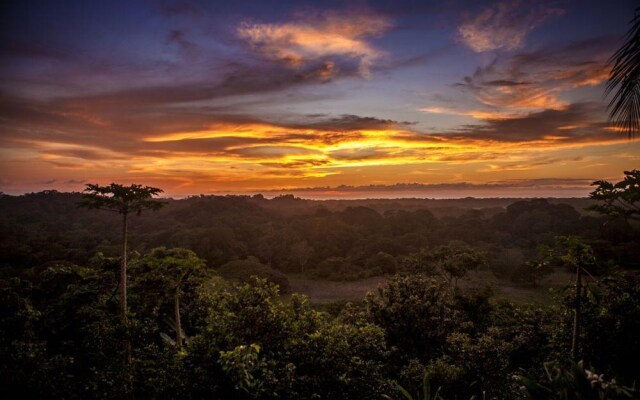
[186,278,390,399]
[365,252,398,274]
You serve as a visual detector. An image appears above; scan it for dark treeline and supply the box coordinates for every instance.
[0,192,637,279]
[1,191,639,399]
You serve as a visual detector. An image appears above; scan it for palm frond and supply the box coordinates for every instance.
[607,8,640,138]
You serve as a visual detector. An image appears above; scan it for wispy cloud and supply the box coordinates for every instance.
[458,1,564,52]
[452,37,613,113]
[481,155,585,172]
[237,11,391,77]
[55,61,343,110]
[419,106,522,120]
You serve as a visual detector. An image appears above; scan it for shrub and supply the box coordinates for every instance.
[365,252,398,274]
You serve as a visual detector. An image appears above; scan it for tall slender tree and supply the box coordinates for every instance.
[133,247,206,350]
[554,236,596,360]
[79,183,165,365]
[607,7,640,138]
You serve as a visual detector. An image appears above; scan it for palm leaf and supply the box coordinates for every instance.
[422,374,430,400]
[607,8,640,138]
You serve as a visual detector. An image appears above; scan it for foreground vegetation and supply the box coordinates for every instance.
[2,261,639,399]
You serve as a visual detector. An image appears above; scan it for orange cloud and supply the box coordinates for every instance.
[130,110,627,180]
[419,106,523,120]
[237,11,391,77]
[1,101,633,196]
[476,85,568,110]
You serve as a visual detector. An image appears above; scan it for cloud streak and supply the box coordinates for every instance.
[1,92,626,192]
[458,1,564,52]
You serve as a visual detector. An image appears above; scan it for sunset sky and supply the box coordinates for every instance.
[1,0,639,198]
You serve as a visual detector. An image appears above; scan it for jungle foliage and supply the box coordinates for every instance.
[0,192,638,399]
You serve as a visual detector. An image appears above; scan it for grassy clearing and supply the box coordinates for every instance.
[287,269,576,305]
[462,269,576,305]
[287,274,387,304]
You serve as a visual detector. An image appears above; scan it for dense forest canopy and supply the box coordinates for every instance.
[1,190,639,399]
[1,192,636,276]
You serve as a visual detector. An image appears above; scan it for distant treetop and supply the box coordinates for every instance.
[80,183,165,215]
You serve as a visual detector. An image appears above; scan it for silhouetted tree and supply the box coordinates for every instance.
[545,236,597,360]
[589,170,640,221]
[431,241,485,287]
[79,183,164,368]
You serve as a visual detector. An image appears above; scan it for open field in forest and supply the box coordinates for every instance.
[288,269,577,305]
[287,275,388,303]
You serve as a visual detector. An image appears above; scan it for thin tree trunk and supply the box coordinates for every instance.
[175,286,182,350]
[571,265,582,360]
[122,212,128,324]
[122,212,132,366]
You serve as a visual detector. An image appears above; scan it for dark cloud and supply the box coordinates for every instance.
[441,103,616,143]
[298,114,415,130]
[259,159,330,169]
[451,102,608,142]
[0,94,126,152]
[56,61,356,110]
[483,79,531,86]
[409,102,614,144]
[0,90,280,152]
[232,146,321,158]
